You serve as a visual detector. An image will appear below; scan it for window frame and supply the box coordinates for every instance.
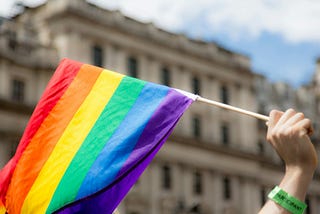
[11,78,25,102]
[92,45,104,67]
[127,56,138,78]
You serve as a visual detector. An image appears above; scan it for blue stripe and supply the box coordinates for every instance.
[76,82,169,199]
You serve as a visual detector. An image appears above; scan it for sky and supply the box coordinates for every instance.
[1,0,320,87]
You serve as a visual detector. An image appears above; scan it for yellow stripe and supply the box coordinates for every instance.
[21,70,123,214]
[0,206,6,214]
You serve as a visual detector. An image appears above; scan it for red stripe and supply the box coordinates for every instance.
[0,58,82,207]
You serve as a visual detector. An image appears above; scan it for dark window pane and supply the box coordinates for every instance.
[161,67,170,86]
[193,171,202,195]
[223,177,231,200]
[162,165,171,190]
[220,85,229,104]
[192,116,201,138]
[258,141,264,154]
[221,124,229,145]
[11,79,25,102]
[127,56,138,78]
[92,45,103,67]
[192,77,200,95]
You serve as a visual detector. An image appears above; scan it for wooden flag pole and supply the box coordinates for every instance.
[196,96,269,121]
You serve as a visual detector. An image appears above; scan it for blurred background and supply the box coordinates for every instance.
[0,0,319,213]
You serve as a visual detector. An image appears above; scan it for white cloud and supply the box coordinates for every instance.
[90,0,320,44]
[2,0,320,44]
[0,0,45,17]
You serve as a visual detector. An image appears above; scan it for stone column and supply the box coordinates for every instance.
[239,179,260,213]
[55,31,90,63]
[150,163,160,214]
[208,78,220,144]
[113,47,127,75]
[202,170,214,213]
[34,69,51,101]
[231,176,241,212]
[212,173,223,214]
[104,44,115,70]
[171,66,192,137]
[202,77,216,142]
[237,85,258,151]
[0,62,9,99]
[147,58,161,84]
[137,54,149,81]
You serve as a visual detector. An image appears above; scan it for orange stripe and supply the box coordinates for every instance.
[5,64,102,214]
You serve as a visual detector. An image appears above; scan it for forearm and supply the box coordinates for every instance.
[259,167,314,213]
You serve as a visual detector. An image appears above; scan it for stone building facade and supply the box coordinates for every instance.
[0,0,319,213]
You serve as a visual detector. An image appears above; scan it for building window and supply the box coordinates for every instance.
[192,76,200,95]
[92,45,103,67]
[220,85,229,104]
[127,56,138,78]
[189,204,201,214]
[223,177,231,200]
[162,165,171,190]
[8,31,17,50]
[161,67,171,86]
[192,116,201,138]
[258,140,265,154]
[221,123,230,145]
[11,79,25,102]
[193,171,203,195]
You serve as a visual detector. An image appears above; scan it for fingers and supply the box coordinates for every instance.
[268,110,283,130]
[267,110,283,143]
[284,112,304,127]
[273,109,296,129]
[268,109,313,138]
[294,118,313,137]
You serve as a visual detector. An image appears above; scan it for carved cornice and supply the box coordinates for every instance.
[0,30,58,70]
[0,97,34,114]
[43,0,252,74]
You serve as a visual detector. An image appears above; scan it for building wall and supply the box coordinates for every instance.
[0,1,320,214]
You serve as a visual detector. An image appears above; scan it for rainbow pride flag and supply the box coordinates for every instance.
[0,58,196,214]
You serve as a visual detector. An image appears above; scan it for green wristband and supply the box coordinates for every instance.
[268,186,307,214]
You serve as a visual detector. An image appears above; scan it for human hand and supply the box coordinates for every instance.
[267,109,318,174]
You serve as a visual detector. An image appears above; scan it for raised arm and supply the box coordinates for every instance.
[259,109,318,214]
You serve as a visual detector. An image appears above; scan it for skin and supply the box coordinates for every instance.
[259,109,318,213]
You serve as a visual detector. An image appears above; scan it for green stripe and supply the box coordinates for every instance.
[47,76,146,213]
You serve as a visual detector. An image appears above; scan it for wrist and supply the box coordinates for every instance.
[280,166,314,201]
[285,165,315,180]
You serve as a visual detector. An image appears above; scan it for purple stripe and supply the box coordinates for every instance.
[55,89,193,214]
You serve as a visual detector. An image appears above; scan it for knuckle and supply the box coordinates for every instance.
[274,130,283,139]
[304,118,311,125]
[296,112,304,119]
[266,134,272,142]
[283,128,293,137]
[287,108,296,114]
[269,110,277,117]
[269,109,282,117]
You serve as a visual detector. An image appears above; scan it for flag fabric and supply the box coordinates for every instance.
[0,58,196,214]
